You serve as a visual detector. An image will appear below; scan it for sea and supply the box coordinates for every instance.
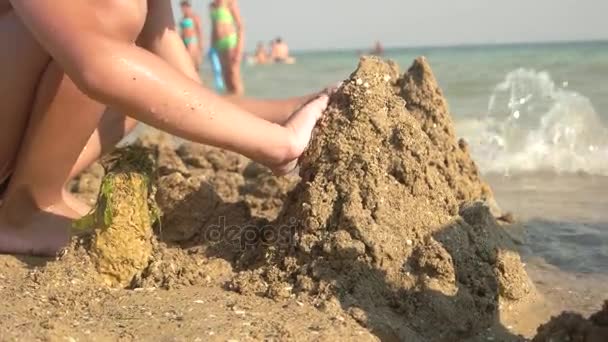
[200,41,608,319]
[230,41,608,176]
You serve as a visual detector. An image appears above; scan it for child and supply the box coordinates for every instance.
[210,0,245,94]
[0,0,329,256]
[179,1,204,70]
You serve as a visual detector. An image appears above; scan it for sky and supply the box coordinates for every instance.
[173,0,608,51]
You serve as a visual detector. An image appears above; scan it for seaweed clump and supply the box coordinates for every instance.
[74,146,158,287]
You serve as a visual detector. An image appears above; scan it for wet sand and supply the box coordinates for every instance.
[488,173,608,336]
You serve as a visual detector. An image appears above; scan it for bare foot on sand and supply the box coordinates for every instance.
[270,94,329,175]
[0,195,82,256]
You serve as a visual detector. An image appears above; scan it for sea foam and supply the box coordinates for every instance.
[457,68,608,175]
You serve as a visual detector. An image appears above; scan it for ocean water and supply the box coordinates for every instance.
[201,41,608,305]
[218,40,608,176]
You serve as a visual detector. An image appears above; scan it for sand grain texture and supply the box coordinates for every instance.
[229,57,534,341]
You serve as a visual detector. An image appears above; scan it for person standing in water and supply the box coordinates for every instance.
[210,0,244,95]
[179,1,203,70]
[270,37,295,64]
[253,42,269,65]
[271,37,289,62]
[371,41,384,56]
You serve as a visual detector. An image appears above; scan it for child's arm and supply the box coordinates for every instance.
[137,0,201,84]
[137,1,320,125]
[10,0,324,172]
[224,95,316,124]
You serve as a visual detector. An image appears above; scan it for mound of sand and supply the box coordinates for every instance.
[398,58,495,207]
[533,301,608,342]
[26,56,547,341]
[226,57,534,341]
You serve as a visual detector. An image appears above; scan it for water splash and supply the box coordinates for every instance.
[459,68,608,175]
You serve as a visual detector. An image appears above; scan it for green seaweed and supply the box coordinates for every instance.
[100,178,114,226]
[72,146,160,234]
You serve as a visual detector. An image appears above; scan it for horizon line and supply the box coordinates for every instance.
[284,38,608,54]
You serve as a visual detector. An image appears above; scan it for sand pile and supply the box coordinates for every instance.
[533,301,608,342]
[398,58,495,207]
[42,56,539,341]
[228,57,534,341]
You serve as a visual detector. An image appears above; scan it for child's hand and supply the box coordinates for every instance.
[269,94,330,175]
[321,81,343,97]
[300,82,342,107]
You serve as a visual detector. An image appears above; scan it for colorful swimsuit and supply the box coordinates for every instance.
[180,17,198,45]
[211,5,238,51]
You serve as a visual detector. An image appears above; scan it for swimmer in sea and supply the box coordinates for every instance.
[179,1,203,69]
[271,37,295,64]
[210,0,244,95]
[0,0,331,256]
[254,41,269,65]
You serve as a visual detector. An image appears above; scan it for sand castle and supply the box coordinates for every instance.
[224,57,534,340]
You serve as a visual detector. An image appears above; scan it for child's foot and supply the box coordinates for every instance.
[270,94,329,175]
[0,196,79,256]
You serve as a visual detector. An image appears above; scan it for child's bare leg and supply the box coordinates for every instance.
[0,11,50,201]
[69,111,138,179]
[63,110,138,215]
[0,61,106,256]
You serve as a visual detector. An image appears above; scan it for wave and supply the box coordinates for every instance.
[456,68,608,176]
